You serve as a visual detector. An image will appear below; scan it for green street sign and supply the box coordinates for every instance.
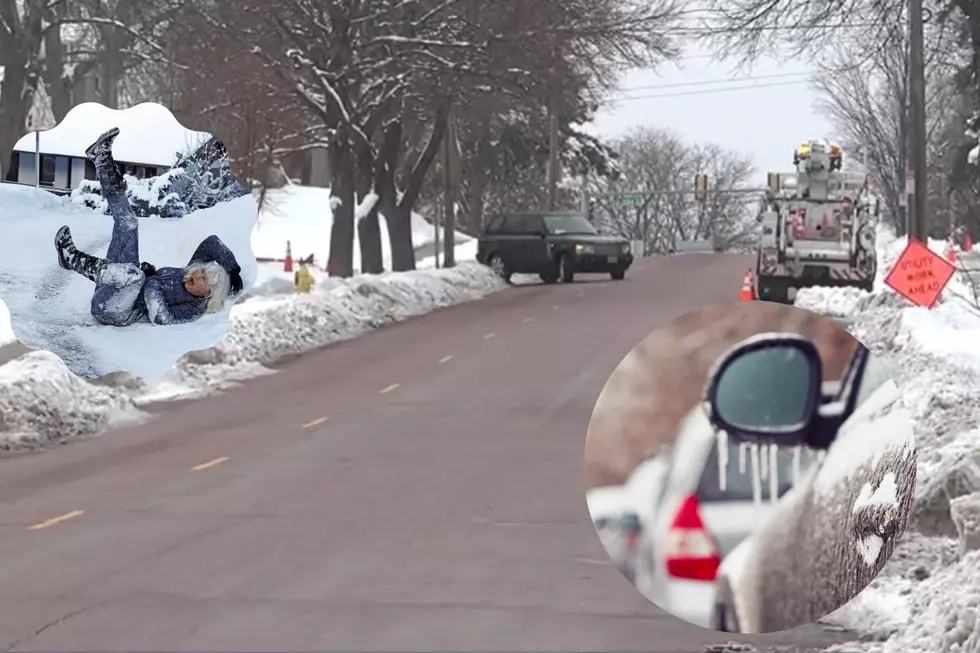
[623,193,646,208]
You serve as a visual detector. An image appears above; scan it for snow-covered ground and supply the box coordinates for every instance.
[0,256,505,451]
[794,231,980,653]
[0,183,258,379]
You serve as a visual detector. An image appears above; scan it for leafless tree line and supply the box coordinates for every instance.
[587,127,757,254]
[1,0,687,276]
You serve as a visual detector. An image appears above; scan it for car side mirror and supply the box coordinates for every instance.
[703,334,823,446]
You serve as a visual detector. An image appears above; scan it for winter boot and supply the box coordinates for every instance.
[84,127,125,194]
[140,262,157,277]
[55,226,106,283]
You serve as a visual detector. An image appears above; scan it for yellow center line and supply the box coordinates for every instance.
[379,383,400,395]
[28,509,85,531]
[190,456,229,472]
[438,355,454,364]
[484,332,496,339]
[302,416,329,429]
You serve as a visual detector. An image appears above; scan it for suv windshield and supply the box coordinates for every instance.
[543,214,597,235]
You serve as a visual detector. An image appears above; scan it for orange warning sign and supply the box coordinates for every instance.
[883,239,956,308]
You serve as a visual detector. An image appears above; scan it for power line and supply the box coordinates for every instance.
[614,71,810,94]
[614,78,811,101]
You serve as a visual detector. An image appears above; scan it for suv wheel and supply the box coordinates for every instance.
[558,255,575,283]
[488,254,512,283]
[610,269,626,281]
[539,271,559,284]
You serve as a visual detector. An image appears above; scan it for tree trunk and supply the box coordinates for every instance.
[358,203,384,274]
[0,64,35,180]
[389,104,451,271]
[357,142,384,274]
[327,143,356,277]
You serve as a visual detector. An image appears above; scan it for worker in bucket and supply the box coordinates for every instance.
[294,255,315,294]
[53,127,245,327]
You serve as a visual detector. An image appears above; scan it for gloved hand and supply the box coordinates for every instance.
[229,265,243,294]
[140,261,157,277]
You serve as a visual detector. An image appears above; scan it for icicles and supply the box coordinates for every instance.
[717,430,729,493]
[739,442,748,475]
[759,443,770,483]
[769,443,779,505]
[750,443,763,507]
[792,446,802,485]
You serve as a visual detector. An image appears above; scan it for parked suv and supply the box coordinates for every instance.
[476,212,633,283]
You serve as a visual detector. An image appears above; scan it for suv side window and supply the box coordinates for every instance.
[522,215,544,235]
[485,216,504,233]
[500,216,524,234]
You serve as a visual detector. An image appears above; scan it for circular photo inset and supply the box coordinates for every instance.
[0,102,257,379]
[583,301,916,635]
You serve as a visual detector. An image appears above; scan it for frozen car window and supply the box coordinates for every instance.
[853,356,891,409]
[696,438,812,503]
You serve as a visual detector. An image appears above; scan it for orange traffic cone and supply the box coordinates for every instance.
[966,233,973,252]
[283,240,294,272]
[739,269,756,301]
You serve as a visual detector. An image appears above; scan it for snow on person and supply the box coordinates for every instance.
[53,127,244,327]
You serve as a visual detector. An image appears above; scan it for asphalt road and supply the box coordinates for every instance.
[0,254,856,652]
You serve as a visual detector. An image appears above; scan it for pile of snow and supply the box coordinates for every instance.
[796,230,980,652]
[252,185,476,275]
[0,183,258,379]
[0,261,506,451]
[12,102,209,166]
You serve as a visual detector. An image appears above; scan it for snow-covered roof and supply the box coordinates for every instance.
[12,102,212,167]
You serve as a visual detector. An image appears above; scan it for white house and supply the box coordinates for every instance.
[3,102,212,193]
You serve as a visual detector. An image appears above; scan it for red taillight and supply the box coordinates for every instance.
[664,495,721,582]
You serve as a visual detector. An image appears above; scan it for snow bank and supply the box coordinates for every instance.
[799,230,980,652]
[0,261,506,450]
[0,183,258,379]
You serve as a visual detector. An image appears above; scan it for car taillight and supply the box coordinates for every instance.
[664,495,721,581]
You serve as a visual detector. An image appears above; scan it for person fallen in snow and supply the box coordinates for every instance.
[52,126,244,327]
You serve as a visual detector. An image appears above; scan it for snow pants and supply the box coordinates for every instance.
[89,165,146,327]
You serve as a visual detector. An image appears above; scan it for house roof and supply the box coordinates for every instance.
[12,102,212,167]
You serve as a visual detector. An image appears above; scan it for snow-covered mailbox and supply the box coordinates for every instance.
[2,102,204,195]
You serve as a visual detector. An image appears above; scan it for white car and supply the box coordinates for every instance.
[701,334,915,633]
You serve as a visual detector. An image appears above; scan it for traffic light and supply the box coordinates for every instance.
[694,173,708,201]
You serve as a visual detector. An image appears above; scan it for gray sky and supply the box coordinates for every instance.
[586,45,837,185]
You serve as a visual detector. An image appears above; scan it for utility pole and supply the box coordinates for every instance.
[442,111,456,268]
[546,98,560,211]
[908,0,928,241]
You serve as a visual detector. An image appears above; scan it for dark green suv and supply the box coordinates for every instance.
[476,212,633,283]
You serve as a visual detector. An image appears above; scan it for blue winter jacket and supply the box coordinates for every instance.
[143,235,241,325]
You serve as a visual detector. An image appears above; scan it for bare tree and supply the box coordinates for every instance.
[589,127,755,254]
[814,16,961,235]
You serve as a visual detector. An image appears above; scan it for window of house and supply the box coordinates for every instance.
[39,155,56,187]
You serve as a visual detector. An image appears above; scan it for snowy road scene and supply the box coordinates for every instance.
[584,303,916,634]
[0,103,258,379]
[2,0,980,649]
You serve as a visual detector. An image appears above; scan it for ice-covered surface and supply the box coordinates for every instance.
[797,228,980,652]
[253,185,475,272]
[0,183,258,379]
[12,102,210,165]
[0,260,506,451]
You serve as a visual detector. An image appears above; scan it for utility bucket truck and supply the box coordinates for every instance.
[755,141,878,303]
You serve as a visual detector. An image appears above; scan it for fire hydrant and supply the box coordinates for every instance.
[294,261,315,294]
